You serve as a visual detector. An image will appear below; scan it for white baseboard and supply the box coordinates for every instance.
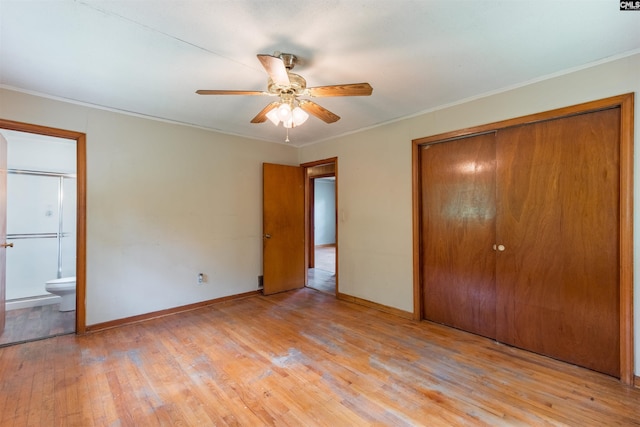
[6,295,62,311]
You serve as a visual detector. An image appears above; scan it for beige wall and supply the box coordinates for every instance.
[299,52,640,373]
[0,89,298,325]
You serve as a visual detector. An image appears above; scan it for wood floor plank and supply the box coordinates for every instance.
[0,288,639,426]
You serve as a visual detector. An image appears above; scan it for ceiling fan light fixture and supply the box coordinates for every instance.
[196,52,372,135]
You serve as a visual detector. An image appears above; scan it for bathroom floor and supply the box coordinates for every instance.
[0,304,75,346]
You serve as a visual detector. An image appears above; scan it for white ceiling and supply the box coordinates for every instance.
[1,1,639,146]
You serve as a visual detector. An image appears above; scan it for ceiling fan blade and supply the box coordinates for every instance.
[299,100,340,123]
[307,83,373,97]
[257,54,290,87]
[196,90,266,95]
[251,102,280,123]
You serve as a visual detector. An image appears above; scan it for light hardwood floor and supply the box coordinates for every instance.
[1,288,638,426]
[314,244,335,273]
[307,268,335,295]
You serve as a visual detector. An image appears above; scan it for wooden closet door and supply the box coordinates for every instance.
[495,108,620,377]
[421,133,497,338]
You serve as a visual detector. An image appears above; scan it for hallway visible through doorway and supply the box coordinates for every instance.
[304,158,337,296]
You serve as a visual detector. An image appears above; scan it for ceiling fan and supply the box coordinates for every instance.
[196,52,373,129]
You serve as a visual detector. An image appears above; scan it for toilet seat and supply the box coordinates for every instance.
[45,276,76,292]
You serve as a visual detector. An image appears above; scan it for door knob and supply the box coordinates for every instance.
[264,234,271,239]
[1,242,13,248]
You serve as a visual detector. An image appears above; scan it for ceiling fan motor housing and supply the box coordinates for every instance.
[268,73,307,95]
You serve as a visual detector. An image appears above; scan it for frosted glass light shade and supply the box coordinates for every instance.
[266,109,280,125]
[277,103,292,121]
[292,107,309,126]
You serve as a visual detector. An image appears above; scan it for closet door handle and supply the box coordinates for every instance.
[493,244,506,251]
[1,242,13,248]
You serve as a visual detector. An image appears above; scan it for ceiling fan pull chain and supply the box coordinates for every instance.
[285,127,290,143]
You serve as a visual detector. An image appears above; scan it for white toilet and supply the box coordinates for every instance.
[45,276,76,312]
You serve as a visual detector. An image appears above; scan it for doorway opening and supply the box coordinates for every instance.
[0,119,86,346]
[303,159,337,295]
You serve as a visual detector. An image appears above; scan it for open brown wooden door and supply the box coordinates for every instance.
[263,163,305,295]
[0,133,7,334]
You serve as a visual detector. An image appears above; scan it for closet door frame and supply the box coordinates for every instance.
[411,93,634,385]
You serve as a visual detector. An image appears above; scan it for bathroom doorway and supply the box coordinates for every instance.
[0,121,86,345]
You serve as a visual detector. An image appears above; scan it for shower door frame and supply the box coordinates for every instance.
[7,169,76,281]
[0,119,86,334]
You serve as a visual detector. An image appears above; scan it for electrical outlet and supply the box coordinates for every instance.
[197,273,205,285]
